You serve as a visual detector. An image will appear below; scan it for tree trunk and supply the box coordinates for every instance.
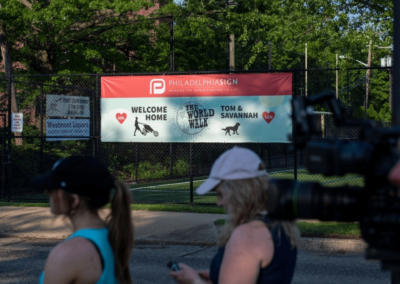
[0,24,22,145]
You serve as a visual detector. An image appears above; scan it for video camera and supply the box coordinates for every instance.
[268,90,400,272]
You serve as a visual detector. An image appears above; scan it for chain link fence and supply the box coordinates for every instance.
[0,67,392,205]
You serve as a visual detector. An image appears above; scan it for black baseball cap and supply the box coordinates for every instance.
[31,156,115,198]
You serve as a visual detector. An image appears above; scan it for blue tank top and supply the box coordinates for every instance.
[210,218,297,284]
[39,227,120,284]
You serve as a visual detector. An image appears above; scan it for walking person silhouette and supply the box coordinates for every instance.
[134,117,143,136]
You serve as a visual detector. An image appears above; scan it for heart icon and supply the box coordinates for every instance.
[262,111,275,124]
[116,113,127,124]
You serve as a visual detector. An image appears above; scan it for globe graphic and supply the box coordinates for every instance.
[176,102,205,135]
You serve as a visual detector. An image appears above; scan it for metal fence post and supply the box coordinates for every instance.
[300,55,304,96]
[326,62,330,90]
[268,143,271,169]
[347,69,350,113]
[285,144,288,168]
[7,75,12,202]
[190,143,193,206]
[170,143,173,178]
[0,115,5,200]
[39,84,44,173]
[135,143,138,183]
[94,74,100,158]
[347,70,350,138]
[293,70,298,181]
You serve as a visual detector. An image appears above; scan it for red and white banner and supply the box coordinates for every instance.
[101,73,292,143]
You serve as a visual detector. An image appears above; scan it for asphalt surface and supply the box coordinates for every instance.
[0,207,368,253]
[0,237,391,284]
[0,206,381,283]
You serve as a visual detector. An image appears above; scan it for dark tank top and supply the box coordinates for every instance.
[210,217,297,284]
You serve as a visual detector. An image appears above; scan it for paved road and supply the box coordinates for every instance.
[0,238,390,284]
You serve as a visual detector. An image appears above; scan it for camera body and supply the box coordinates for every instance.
[269,91,400,262]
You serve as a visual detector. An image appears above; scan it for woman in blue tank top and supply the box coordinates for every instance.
[170,147,299,284]
[31,156,134,284]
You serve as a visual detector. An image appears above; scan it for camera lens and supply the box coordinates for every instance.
[305,140,372,176]
[268,179,362,222]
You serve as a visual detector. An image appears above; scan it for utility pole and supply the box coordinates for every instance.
[226,0,234,71]
[170,17,174,72]
[0,5,22,145]
[305,43,308,97]
[336,54,339,99]
[268,42,272,70]
[226,36,230,71]
[365,39,373,118]
[376,45,393,111]
[229,34,235,71]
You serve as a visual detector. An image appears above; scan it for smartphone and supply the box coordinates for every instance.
[167,261,181,271]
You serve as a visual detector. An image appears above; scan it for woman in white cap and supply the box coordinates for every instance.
[31,156,134,284]
[170,147,298,284]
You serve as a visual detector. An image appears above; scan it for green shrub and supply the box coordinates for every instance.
[123,163,136,179]
[173,159,189,176]
[152,162,168,179]
[138,161,152,180]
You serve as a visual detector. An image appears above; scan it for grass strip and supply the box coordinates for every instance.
[214,219,361,238]
[0,201,226,214]
[130,204,225,214]
[0,202,49,207]
[297,221,361,238]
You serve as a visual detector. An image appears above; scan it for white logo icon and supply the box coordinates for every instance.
[150,79,166,94]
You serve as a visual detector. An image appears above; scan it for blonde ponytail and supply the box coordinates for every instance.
[107,180,134,284]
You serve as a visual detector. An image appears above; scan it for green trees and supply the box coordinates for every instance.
[0,0,393,121]
[0,0,393,74]
[0,0,160,74]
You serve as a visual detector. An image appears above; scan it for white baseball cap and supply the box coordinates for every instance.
[196,147,267,195]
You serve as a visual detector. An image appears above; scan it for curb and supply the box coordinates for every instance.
[298,237,367,253]
[135,239,217,247]
[0,233,367,253]
[135,237,368,253]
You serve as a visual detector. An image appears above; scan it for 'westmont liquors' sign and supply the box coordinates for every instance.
[101,73,292,143]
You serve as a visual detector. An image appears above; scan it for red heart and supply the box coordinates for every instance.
[116,113,127,124]
[262,111,275,124]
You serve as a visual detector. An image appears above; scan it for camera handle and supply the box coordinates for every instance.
[366,247,400,284]
[392,269,400,284]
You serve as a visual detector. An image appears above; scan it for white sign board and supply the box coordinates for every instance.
[46,119,90,141]
[11,113,23,132]
[46,95,90,117]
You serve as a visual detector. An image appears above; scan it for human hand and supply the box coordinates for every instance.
[198,270,212,284]
[169,263,203,284]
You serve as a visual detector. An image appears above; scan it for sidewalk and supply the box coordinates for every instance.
[0,206,367,252]
[0,206,225,245]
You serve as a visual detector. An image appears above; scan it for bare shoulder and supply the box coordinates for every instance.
[224,221,274,269]
[44,237,102,284]
[50,237,96,260]
[226,220,274,266]
[47,237,100,270]
[229,220,272,245]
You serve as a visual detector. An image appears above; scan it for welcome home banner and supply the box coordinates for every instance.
[101,73,292,143]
